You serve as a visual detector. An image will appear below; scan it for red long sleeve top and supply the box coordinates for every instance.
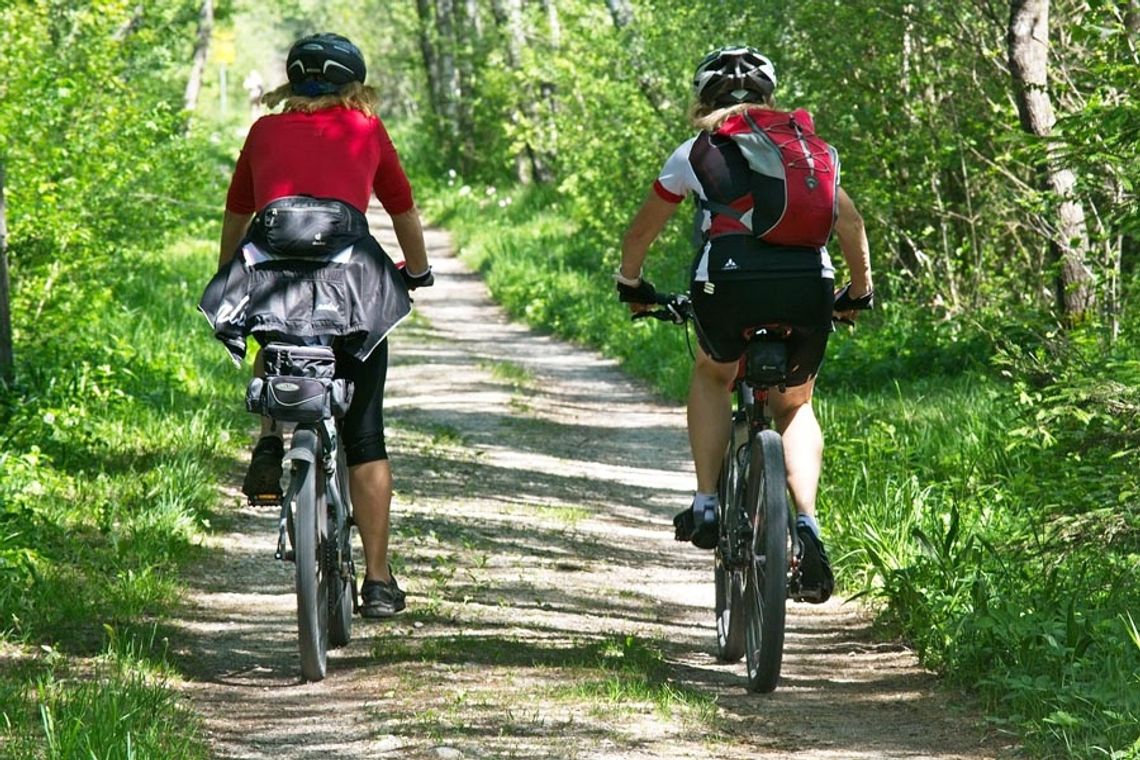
[224,106,414,216]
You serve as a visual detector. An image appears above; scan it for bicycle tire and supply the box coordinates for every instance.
[715,417,748,662]
[742,429,789,693]
[328,444,354,649]
[291,429,330,682]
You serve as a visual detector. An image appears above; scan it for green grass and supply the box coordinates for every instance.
[0,233,243,757]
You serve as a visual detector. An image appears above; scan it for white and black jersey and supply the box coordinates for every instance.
[653,132,835,283]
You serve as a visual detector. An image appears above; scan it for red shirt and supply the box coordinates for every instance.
[225,106,414,216]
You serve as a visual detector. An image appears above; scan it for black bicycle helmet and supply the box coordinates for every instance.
[286,33,367,96]
[692,46,777,107]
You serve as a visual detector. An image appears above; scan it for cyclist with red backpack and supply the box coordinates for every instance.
[616,46,874,602]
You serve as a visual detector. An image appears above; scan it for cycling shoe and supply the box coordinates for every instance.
[795,524,834,603]
[242,435,284,503]
[673,502,718,550]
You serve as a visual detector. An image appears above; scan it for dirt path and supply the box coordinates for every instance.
[171,211,1017,759]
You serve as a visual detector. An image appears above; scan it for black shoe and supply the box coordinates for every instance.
[673,503,718,550]
[242,435,284,502]
[360,574,406,618]
[796,524,834,603]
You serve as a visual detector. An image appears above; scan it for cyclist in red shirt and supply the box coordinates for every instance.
[218,34,432,618]
[616,47,874,603]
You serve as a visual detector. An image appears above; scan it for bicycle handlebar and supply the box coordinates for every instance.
[630,288,868,328]
[630,293,693,325]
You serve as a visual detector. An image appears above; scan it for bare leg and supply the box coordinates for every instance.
[688,347,739,493]
[768,380,823,517]
[349,459,394,583]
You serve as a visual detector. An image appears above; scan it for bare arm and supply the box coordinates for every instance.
[834,187,873,297]
[619,191,681,282]
[219,210,254,269]
[390,205,430,274]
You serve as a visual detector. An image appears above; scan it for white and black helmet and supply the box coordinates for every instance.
[286,33,367,96]
[692,46,777,107]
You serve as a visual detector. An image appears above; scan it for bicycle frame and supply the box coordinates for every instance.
[719,353,801,574]
[246,340,357,682]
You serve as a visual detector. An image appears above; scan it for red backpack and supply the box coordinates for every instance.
[712,108,839,248]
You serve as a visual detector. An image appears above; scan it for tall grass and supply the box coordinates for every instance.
[416,180,1140,758]
[0,233,243,756]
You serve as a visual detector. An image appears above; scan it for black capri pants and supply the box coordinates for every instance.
[690,276,834,388]
[334,339,389,465]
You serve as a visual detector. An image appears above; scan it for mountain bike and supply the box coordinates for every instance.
[636,293,819,693]
[245,341,357,682]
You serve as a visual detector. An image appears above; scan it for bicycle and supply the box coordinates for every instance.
[636,292,827,693]
[244,341,357,682]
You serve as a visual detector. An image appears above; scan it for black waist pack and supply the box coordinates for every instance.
[245,343,354,423]
[247,196,370,257]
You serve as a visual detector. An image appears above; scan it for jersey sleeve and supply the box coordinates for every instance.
[371,118,415,216]
[224,143,256,215]
[652,138,698,203]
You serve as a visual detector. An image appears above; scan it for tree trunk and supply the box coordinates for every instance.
[604,0,633,28]
[434,0,461,128]
[542,0,561,48]
[414,0,443,116]
[490,0,553,183]
[464,0,483,41]
[0,160,13,383]
[602,0,669,118]
[455,0,480,171]
[184,0,214,112]
[1007,0,1094,319]
[114,4,145,41]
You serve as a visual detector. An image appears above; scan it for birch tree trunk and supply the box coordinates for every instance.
[1007,0,1094,319]
[435,0,461,130]
[603,0,668,116]
[0,160,13,383]
[491,0,552,183]
[414,0,442,116]
[604,0,633,28]
[415,0,466,166]
[183,0,213,113]
[541,0,561,48]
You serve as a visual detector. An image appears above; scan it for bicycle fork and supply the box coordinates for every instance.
[274,441,316,562]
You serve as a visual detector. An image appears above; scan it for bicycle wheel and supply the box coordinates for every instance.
[715,418,748,662]
[742,428,790,693]
[291,429,329,682]
[328,444,354,649]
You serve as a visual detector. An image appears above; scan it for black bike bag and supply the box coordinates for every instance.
[247,196,370,257]
[245,343,354,422]
[743,340,788,388]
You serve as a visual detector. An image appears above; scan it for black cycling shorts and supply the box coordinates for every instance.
[334,339,389,465]
[690,277,834,387]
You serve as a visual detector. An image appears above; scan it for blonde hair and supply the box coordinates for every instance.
[688,99,774,132]
[262,81,380,117]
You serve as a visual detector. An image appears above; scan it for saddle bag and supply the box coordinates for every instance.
[743,340,788,388]
[245,343,354,422]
